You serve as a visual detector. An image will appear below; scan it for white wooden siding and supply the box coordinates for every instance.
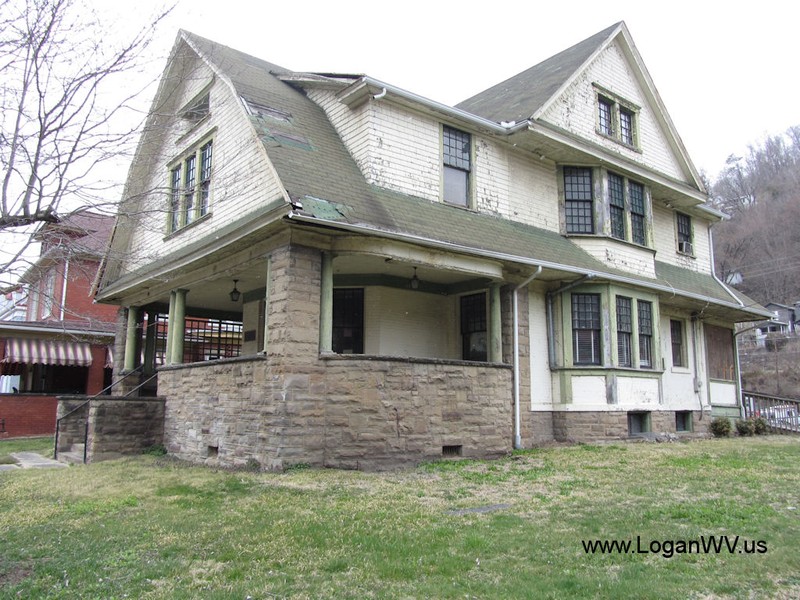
[121,47,284,274]
[651,206,712,273]
[571,237,656,278]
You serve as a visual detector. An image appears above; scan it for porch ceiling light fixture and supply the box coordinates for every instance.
[410,267,420,290]
[229,279,241,302]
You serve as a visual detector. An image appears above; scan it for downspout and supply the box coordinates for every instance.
[690,313,704,420]
[545,275,595,369]
[513,266,542,449]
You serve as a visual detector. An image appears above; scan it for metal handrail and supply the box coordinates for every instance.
[54,366,145,460]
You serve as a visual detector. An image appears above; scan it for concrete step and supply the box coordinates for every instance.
[57,451,85,464]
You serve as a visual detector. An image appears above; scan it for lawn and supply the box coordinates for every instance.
[0,436,53,464]
[1,437,798,599]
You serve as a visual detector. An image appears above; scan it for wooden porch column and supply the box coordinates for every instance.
[169,289,188,365]
[165,292,176,365]
[319,252,333,353]
[123,306,139,372]
[262,256,272,354]
[489,284,503,363]
[142,309,158,375]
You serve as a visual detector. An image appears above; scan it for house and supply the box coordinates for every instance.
[95,23,770,469]
[0,211,117,437]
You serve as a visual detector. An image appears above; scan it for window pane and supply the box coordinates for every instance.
[638,301,653,368]
[184,155,196,224]
[461,292,487,361]
[564,167,594,234]
[199,141,213,216]
[677,213,692,244]
[608,173,625,239]
[572,293,601,365]
[444,166,468,206]
[629,181,646,245]
[598,97,613,136]
[670,319,684,367]
[170,166,181,232]
[333,289,364,354]
[620,109,634,145]
[616,297,632,367]
[443,126,471,170]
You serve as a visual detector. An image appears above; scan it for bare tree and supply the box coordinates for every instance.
[712,125,800,304]
[0,0,171,286]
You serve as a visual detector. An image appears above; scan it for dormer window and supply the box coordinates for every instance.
[595,87,639,149]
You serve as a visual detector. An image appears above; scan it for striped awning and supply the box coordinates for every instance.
[1,338,93,367]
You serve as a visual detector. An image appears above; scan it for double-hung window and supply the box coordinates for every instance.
[629,181,646,245]
[607,172,647,246]
[676,212,693,255]
[564,167,594,234]
[637,300,653,368]
[443,126,471,207]
[168,138,213,233]
[670,319,685,367]
[596,89,639,148]
[616,296,633,367]
[572,293,601,365]
[608,173,626,240]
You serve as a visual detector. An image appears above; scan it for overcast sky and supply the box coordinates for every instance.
[116,0,800,178]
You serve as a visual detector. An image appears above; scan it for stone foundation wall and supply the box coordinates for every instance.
[56,396,90,451]
[321,357,513,470]
[552,409,708,442]
[159,355,513,470]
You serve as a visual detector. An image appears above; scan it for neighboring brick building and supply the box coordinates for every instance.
[96,23,770,469]
[0,212,116,437]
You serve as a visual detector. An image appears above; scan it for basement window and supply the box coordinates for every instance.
[675,411,692,432]
[628,411,650,436]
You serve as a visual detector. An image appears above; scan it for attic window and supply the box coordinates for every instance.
[243,98,292,123]
[594,86,639,149]
[182,94,210,123]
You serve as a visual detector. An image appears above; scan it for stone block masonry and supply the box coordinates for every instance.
[159,354,512,471]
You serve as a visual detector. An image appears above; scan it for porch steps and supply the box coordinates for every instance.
[57,444,86,464]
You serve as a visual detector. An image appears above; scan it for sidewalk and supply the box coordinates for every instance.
[0,452,69,471]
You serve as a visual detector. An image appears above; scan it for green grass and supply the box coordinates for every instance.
[1,437,799,599]
[0,436,52,463]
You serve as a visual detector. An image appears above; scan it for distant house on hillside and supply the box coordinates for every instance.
[95,23,770,469]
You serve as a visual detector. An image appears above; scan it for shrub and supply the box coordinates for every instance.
[709,417,732,438]
[751,416,769,435]
[143,444,167,456]
[735,419,755,436]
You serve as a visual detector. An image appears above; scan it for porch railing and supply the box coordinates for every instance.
[742,390,800,434]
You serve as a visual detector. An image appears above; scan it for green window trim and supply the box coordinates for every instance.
[167,136,214,234]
